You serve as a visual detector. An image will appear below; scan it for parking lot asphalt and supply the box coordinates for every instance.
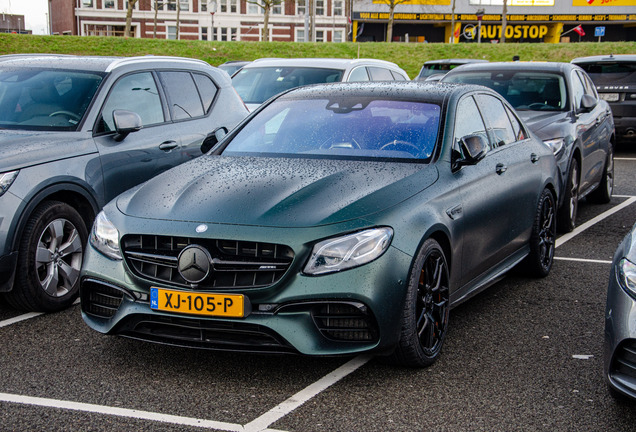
[1,146,636,431]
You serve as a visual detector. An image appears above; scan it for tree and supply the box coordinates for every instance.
[124,0,139,38]
[153,0,163,39]
[379,0,410,42]
[246,0,283,41]
[500,0,508,43]
[176,0,181,39]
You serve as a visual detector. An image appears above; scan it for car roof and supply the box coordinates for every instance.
[446,61,574,74]
[0,54,211,73]
[277,81,489,105]
[242,57,405,71]
[423,58,489,66]
[571,54,636,64]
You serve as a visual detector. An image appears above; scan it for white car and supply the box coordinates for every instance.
[231,58,409,111]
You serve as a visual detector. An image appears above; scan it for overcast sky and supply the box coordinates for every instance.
[0,0,49,35]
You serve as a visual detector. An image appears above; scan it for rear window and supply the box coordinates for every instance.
[575,61,636,85]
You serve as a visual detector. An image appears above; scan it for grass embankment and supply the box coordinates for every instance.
[1,33,634,78]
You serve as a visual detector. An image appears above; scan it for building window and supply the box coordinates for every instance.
[333,29,343,42]
[220,27,228,41]
[167,0,177,11]
[333,0,343,16]
[167,25,177,39]
[180,0,190,11]
[201,1,207,11]
[247,0,262,14]
[316,30,324,42]
[104,0,115,8]
[297,0,306,15]
[201,27,208,40]
[296,28,305,42]
[273,1,283,14]
[316,0,324,16]
[220,0,238,12]
[231,27,237,40]
[82,0,93,7]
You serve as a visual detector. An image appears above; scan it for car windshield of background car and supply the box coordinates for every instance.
[0,69,104,131]
[575,61,636,84]
[444,71,568,112]
[231,67,344,104]
[222,97,440,161]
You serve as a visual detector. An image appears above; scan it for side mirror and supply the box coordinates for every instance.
[112,110,142,142]
[201,126,228,153]
[579,94,597,113]
[452,134,488,171]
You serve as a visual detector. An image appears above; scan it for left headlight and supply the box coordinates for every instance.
[618,257,636,298]
[90,211,122,260]
[543,138,565,156]
[0,170,19,197]
[303,227,393,276]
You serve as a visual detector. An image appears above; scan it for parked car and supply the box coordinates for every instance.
[571,54,636,144]
[442,62,615,232]
[414,58,488,82]
[81,81,558,367]
[605,221,636,401]
[217,60,251,77]
[231,58,409,111]
[0,54,248,312]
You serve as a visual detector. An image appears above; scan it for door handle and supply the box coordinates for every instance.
[530,153,539,163]
[159,141,179,152]
[496,163,507,175]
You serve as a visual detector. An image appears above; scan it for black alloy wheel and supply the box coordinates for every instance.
[5,201,88,312]
[390,238,450,367]
[524,188,556,277]
[558,160,579,233]
[589,145,614,204]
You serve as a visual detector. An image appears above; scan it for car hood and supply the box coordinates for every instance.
[0,130,95,172]
[116,155,438,228]
[517,110,571,141]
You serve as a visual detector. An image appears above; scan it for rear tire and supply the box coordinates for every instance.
[4,201,87,312]
[557,160,579,233]
[389,238,450,368]
[589,145,614,204]
[523,188,556,278]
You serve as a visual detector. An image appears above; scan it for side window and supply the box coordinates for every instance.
[158,71,205,120]
[368,67,394,81]
[570,71,586,111]
[391,70,407,81]
[347,67,369,82]
[505,105,526,142]
[475,94,516,147]
[454,95,489,151]
[578,71,598,99]
[98,72,164,133]
[193,73,218,113]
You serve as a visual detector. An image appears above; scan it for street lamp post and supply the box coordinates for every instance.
[209,0,217,41]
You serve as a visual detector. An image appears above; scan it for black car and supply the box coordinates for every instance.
[0,54,248,312]
[80,81,558,367]
[442,62,615,232]
[572,54,636,144]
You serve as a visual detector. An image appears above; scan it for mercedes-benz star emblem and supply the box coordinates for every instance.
[177,245,212,284]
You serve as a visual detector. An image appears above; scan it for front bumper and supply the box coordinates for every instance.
[80,220,413,356]
[604,264,636,400]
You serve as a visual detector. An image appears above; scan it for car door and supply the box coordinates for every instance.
[570,70,605,193]
[451,94,517,287]
[92,71,187,203]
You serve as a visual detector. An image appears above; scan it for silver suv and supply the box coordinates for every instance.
[0,54,248,311]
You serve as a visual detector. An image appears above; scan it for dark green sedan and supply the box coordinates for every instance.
[80,82,559,367]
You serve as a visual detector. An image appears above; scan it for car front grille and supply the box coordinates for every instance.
[610,339,636,383]
[121,235,294,290]
[312,302,379,342]
[81,279,127,319]
[119,314,297,353]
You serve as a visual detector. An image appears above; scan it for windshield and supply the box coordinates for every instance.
[445,71,568,112]
[232,67,345,105]
[0,68,103,131]
[222,97,441,161]
[575,61,636,84]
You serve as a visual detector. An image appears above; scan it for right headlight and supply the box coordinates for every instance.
[90,211,122,260]
[0,170,19,197]
[618,258,636,298]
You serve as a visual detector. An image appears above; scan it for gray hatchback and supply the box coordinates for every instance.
[0,54,248,311]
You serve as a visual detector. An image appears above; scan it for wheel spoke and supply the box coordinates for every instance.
[49,220,66,249]
[35,245,54,265]
[57,261,78,292]
[41,263,60,296]
[59,229,82,257]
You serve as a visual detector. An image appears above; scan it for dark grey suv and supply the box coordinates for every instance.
[0,55,248,311]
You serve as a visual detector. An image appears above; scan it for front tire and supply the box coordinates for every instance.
[523,188,556,278]
[589,145,614,204]
[5,201,87,312]
[558,160,579,233]
[390,238,450,368]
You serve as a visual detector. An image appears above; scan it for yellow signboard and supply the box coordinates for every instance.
[372,0,451,4]
[573,0,636,6]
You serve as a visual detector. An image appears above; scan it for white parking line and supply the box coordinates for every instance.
[615,157,636,161]
[0,312,43,328]
[554,257,612,265]
[556,196,636,248]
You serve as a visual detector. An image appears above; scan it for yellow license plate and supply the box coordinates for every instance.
[150,288,245,318]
